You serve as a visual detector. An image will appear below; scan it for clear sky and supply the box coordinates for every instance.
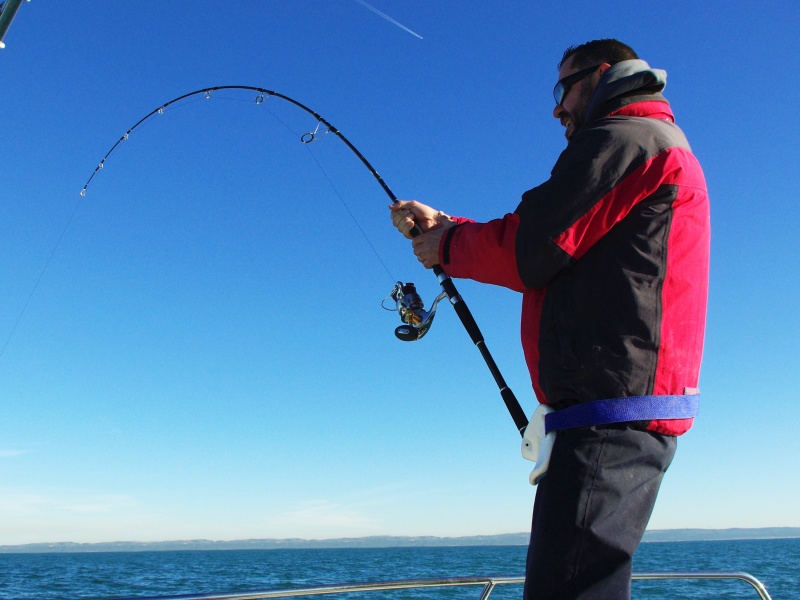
[1,1,798,546]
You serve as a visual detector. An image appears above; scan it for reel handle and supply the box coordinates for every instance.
[394,325,419,342]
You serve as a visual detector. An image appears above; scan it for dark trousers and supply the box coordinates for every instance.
[523,426,677,600]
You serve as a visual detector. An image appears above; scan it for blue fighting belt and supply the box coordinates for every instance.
[544,394,700,434]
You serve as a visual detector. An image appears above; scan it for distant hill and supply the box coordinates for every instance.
[2,528,798,553]
[0,534,528,554]
[642,527,800,542]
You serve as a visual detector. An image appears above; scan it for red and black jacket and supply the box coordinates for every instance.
[440,65,710,436]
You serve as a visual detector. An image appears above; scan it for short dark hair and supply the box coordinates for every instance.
[559,39,638,70]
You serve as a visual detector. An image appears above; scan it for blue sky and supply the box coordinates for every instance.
[1,1,798,546]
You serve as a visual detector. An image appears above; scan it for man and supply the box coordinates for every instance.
[390,39,709,599]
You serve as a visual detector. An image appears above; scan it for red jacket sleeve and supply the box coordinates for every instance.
[439,214,526,293]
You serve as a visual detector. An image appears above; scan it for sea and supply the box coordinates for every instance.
[0,538,797,600]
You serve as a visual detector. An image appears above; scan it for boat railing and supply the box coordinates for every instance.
[121,571,773,600]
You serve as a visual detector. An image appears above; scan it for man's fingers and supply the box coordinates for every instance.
[391,209,416,239]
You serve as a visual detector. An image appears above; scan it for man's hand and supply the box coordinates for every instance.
[389,200,456,269]
[389,200,443,238]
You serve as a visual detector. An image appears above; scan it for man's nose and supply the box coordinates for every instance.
[553,103,566,119]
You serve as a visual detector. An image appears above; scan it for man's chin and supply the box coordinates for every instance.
[565,122,581,141]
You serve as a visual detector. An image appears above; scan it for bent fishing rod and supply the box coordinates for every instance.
[83,85,529,435]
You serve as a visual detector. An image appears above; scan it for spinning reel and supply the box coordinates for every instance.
[383,282,447,342]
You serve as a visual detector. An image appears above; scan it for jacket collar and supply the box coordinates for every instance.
[585,59,670,123]
[607,100,675,122]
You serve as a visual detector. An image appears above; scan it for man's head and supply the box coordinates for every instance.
[553,39,638,141]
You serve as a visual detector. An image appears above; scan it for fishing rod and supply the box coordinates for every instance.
[83,86,529,435]
[0,0,28,48]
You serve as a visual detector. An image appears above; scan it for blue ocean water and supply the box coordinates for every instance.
[0,538,796,600]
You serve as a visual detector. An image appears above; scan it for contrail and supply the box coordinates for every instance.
[353,0,423,39]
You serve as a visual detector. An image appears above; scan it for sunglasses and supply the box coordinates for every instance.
[553,64,602,105]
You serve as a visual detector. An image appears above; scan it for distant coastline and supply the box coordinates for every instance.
[2,528,799,554]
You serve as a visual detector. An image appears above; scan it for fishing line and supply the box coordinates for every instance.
[0,194,84,360]
[303,147,397,284]
[233,92,398,283]
[83,88,398,281]
[2,88,396,361]
[1,96,218,361]
[26,86,527,434]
